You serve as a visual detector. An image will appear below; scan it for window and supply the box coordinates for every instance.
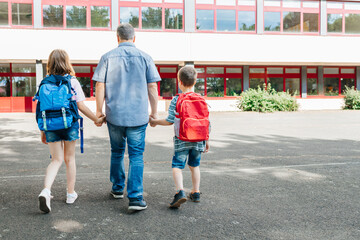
[91,6,110,28]
[196,0,256,32]
[327,1,360,34]
[119,0,184,31]
[72,64,97,98]
[264,0,319,34]
[306,67,318,95]
[249,66,301,95]
[157,66,178,99]
[42,0,111,29]
[323,67,356,96]
[195,66,243,97]
[0,63,36,97]
[0,1,33,27]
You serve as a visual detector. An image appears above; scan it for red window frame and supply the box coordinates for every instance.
[41,0,111,30]
[195,0,256,33]
[263,0,320,35]
[249,66,302,96]
[195,65,243,98]
[72,64,97,98]
[323,66,356,96]
[119,0,184,32]
[156,65,179,99]
[327,1,360,36]
[0,63,36,97]
[0,0,34,28]
[306,66,318,97]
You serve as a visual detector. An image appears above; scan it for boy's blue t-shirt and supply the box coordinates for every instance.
[166,95,206,153]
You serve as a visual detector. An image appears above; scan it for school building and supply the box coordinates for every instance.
[1,0,360,112]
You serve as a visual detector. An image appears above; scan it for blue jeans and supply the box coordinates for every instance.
[107,121,147,201]
[172,149,202,169]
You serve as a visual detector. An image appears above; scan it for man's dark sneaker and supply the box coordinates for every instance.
[169,190,187,208]
[189,192,201,202]
[111,190,124,199]
[128,199,147,211]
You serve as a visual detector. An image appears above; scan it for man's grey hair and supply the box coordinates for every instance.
[117,24,135,40]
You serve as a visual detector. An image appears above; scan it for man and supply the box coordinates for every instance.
[93,23,161,211]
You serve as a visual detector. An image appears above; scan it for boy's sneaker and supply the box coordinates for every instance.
[110,190,124,199]
[128,199,147,211]
[66,192,78,204]
[169,190,187,208]
[38,188,52,213]
[189,192,201,202]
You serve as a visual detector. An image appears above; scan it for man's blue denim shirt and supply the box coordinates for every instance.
[92,42,161,127]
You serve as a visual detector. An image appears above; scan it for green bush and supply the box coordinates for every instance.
[343,86,360,110]
[237,84,299,112]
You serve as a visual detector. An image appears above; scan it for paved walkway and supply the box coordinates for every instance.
[1,111,360,240]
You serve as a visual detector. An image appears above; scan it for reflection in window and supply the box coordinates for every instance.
[250,78,265,89]
[195,78,205,96]
[307,78,318,95]
[0,63,10,72]
[12,77,36,97]
[66,6,86,28]
[0,2,8,25]
[264,12,280,31]
[226,78,242,96]
[0,77,10,97]
[77,77,91,97]
[120,7,139,28]
[196,68,205,73]
[142,7,162,29]
[285,68,300,74]
[345,14,360,34]
[217,10,235,31]
[324,78,339,96]
[207,77,224,97]
[196,10,214,30]
[12,64,35,73]
[327,14,342,33]
[324,68,339,74]
[238,11,255,31]
[341,78,355,94]
[12,3,32,26]
[341,68,355,74]
[250,68,265,74]
[283,12,300,32]
[303,13,318,32]
[268,77,283,92]
[93,80,96,97]
[43,5,64,27]
[226,68,242,74]
[207,67,224,74]
[165,8,183,29]
[91,6,110,28]
[73,66,90,73]
[160,78,176,98]
[267,68,283,74]
[285,78,300,95]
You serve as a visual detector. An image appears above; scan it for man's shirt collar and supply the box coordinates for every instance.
[118,42,135,48]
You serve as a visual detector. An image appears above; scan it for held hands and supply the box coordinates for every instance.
[149,116,157,127]
[95,112,106,127]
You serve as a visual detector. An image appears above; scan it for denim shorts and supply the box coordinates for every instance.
[45,121,79,143]
[172,149,202,169]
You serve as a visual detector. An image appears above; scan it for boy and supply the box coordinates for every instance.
[150,66,210,208]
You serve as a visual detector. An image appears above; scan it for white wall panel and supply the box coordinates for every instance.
[0,29,360,65]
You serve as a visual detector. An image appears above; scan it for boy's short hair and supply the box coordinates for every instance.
[178,66,197,87]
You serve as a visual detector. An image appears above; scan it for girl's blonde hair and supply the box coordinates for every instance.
[47,49,75,76]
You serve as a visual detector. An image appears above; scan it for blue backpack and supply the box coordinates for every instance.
[34,75,84,152]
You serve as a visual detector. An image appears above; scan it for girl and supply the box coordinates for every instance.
[38,49,104,213]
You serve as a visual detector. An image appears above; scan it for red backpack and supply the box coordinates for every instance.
[174,92,210,142]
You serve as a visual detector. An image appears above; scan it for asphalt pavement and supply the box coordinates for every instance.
[0,111,360,240]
